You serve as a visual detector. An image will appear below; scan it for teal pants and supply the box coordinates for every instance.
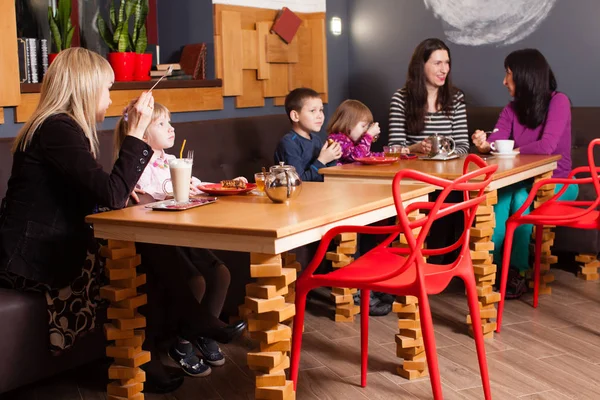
[492,181,579,273]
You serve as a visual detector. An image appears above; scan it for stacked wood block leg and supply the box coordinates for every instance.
[469,191,500,339]
[391,210,428,379]
[576,253,600,281]
[326,233,360,322]
[245,252,297,400]
[528,173,557,295]
[394,295,427,379]
[100,240,149,400]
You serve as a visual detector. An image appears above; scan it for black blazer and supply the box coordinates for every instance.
[0,114,152,288]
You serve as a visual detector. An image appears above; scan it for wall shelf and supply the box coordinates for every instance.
[20,79,222,93]
[15,80,224,123]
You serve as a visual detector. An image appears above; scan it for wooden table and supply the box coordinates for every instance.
[321,154,560,191]
[321,154,561,379]
[86,182,434,400]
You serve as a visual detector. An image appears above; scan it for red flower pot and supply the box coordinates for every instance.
[107,52,136,81]
[48,53,59,65]
[133,53,153,81]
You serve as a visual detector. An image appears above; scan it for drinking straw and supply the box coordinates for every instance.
[180,139,186,159]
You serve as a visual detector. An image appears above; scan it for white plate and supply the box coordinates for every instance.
[491,150,519,158]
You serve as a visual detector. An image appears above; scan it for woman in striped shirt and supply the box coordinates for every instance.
[388,38,469,155]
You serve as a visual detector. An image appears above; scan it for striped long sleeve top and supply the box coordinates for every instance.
[388,88,469,154]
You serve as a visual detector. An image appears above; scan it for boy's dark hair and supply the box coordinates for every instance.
[284,88,321,123]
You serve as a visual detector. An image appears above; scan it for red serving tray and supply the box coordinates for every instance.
[354,156,400,165]
[197,183,256,196]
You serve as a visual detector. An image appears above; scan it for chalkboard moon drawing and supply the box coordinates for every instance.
[423,0,558,46]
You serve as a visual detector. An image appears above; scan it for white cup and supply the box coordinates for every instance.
[490,139,514,154]
[162,158,193,203]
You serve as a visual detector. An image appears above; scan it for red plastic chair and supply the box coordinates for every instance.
[496,138,600,332]
[290,155,497,400]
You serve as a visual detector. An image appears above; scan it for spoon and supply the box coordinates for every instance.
[149,65,174,92]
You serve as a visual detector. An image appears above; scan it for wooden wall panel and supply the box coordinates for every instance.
[288,25,313,90]
[267,34,299,63]
[214,5,278,33]
[308,18,328,94]
[0,0,21,107]
[215,35,223,80]
[220,11,244,96]
[15,88,224,123]
[263,64,289,98]
[242,30,259,70]
[214,5,325,33]
[0,108,4,124]
[235,70,265,108]
[256,22,271,80]
[214,4,327,108]
[273,97,286,106]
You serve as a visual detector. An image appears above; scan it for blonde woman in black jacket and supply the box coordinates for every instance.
[0,48,154,353]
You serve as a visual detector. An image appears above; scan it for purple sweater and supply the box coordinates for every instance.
[328,133,382,165]
[488,92,572,178]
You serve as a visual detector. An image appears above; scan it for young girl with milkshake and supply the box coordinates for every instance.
[114,104,246,391]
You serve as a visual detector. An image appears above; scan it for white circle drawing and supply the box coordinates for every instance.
[424,0,558,46]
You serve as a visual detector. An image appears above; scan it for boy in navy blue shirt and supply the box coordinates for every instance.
[274,88,342,182]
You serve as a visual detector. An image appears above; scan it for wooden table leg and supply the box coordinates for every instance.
[529,172,557,294]
[99,240,149,400]
[244,252,298,400]
[327,233,360,322]
[392,210,428,379]
[469,191,500,339]
[576,253,600,281]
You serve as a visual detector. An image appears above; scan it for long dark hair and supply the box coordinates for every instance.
[404,38,456,134]
[505,49,557,129]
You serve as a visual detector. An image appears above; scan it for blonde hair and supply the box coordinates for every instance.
[113,103,170,161]
[326,100,374,135]
[12,48,114,158]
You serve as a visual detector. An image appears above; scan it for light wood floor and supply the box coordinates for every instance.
[3,268,600,400]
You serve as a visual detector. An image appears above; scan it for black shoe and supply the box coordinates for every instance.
[369,301,392,316]
[143,371,184,394]
[195,336,225,366]
[375,292,396,305]
[369,295,392,316]
[206,320,246,344]
[505,268,528,300]
[168,341,212,377]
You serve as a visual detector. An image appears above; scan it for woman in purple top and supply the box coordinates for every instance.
[327,99,382,165]
[472,48,577,299]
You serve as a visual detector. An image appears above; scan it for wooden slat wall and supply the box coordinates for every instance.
[220,11,244,96]
[0,0,21,107]
[242,30,259,70]
[235,70,265,108]
[256,21,271,80]
[15,87,224,123]
[214,4,328,109]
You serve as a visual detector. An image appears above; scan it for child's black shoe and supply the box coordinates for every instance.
[195,336,225,366]
[168,340,212,377]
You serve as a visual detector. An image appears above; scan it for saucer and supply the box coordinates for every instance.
[491,150,519,158]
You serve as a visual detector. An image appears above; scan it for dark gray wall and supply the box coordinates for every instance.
[0,0,350,139]
[348,0,600,141]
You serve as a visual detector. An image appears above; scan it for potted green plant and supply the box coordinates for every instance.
[96,0,135,81]
[48,0,75,64]
[131,0,152,81]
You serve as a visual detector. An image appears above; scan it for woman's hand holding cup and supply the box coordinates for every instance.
[472,130,491,153]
